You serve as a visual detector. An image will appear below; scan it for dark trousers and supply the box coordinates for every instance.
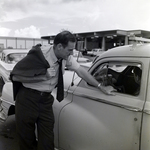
[15,86,54,150]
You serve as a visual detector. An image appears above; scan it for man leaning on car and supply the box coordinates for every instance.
[10,30,115,150]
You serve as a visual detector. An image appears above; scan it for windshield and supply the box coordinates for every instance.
[6,53,27,64]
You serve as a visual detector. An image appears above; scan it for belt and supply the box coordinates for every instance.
[23,86,51,96]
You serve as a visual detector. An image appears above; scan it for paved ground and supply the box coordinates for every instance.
[0,115,19,150]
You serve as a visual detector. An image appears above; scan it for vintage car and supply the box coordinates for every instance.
[0,49,29,71]
[0,37,150,150]
[0,49,29,98]
[87,48,104,56]
[0,49,29,119]
[73,49,92,68]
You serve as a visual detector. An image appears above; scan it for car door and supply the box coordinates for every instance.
[140,59,150,150]
[58,57,147,150]
[53,70,82,148]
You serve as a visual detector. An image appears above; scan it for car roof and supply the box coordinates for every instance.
[2,49,30,56]
[98,43,150,60]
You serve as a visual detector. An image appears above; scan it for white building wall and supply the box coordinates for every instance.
[0,36,48,49]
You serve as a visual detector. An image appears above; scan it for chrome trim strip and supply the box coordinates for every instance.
[0,97,14,106]
[143,110,150,115]
[71,92,142,112]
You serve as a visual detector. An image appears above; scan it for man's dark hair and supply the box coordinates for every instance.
[54,30,76,48]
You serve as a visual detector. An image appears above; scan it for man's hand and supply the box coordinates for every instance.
[99,85,116,95]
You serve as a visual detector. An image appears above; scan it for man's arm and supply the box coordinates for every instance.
[76,66,99,87]
[75,66,116,95]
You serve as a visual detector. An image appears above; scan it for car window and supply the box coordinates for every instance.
[6,53,27,64]
[92,62,142,96]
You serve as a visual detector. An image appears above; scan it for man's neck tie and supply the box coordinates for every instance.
[56,59,64,102]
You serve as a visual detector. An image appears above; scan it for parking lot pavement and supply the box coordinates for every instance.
[0,115,19,150]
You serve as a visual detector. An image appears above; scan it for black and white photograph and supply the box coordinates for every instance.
[0,0,150,150]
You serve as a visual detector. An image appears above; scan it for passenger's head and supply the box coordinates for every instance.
[53,30,76,60]
[134,66,142,84]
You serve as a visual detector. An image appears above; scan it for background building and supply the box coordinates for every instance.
[0,36,48,51]
[41,29,150,51]
[1,29,150,52]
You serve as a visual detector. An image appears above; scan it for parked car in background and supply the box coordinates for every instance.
[87,48,104,56]
[0,49,29,121]
[1,37,150,150]
[0,49,29,70]
[73,49,92,68]
[1,49,28,63]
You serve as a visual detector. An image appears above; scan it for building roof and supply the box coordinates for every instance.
[41,29,150,40]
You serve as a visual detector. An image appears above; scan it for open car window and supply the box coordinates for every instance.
[92,62,142,96]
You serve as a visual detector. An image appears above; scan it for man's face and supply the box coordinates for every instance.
[59,41,75,60]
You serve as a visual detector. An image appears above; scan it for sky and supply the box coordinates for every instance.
[0,0,150,38]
